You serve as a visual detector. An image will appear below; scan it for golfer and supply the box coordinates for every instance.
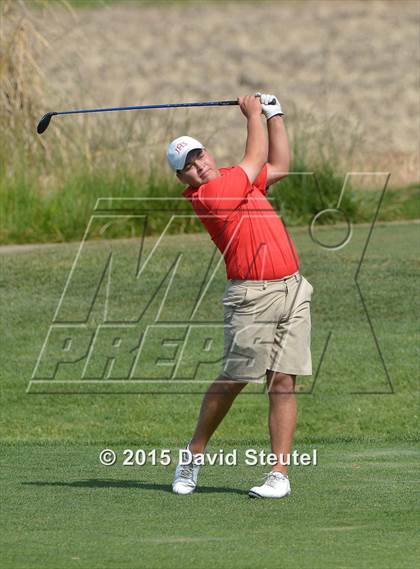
[166,93,313,498]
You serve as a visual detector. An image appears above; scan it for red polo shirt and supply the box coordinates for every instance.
[182,164,299,280]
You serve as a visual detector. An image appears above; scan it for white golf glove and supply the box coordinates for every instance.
[255,92,284,120]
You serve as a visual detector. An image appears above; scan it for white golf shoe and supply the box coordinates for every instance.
[248,471,291,499]
[172,446,201,495]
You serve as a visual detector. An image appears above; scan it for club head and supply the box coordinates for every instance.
[37,112,56,134]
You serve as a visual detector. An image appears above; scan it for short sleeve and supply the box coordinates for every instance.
[198,166,251,215]
[253,164,268,195]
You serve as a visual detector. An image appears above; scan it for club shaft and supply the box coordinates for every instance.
[54,100,239,117]
[37,97,277,134]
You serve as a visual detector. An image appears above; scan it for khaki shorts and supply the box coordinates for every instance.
[220,272,313,383]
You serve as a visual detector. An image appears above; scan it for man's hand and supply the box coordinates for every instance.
[237,95,267,183]
[238,95,262,119]
[256,92,284,120]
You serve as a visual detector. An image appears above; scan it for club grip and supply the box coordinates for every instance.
[255,94,276,105]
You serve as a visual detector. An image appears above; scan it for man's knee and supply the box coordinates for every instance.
[211,376,248,395]
[266,371,296,394]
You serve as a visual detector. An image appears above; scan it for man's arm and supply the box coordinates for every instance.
[237,95,268,183]
[266,115,290,186]
[257,93,290,187]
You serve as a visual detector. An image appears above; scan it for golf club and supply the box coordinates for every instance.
[36,98,277,134]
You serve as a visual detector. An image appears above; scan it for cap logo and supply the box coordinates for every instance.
[175,141,188,154]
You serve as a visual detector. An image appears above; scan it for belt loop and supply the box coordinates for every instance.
[263,280,267,290]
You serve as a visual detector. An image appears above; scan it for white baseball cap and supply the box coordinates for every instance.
[167,135,204,171]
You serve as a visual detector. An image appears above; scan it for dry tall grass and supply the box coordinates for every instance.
[0,1,417,244]
[2,1,418,186]
[1,0,47,164]
[0,1,194,187]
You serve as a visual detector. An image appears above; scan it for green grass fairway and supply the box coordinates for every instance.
[1,221,419,568]
[1,442,419,569]
[1,221,418,443]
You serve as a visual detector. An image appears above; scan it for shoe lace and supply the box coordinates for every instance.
[264,471,286,488]
[179,463,194,480]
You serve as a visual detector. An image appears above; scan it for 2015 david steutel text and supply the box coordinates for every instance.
[99,448,318,467]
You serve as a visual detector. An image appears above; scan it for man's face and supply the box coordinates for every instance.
[177,148,219,188]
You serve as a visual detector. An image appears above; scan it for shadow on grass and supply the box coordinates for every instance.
[22,479,246,495]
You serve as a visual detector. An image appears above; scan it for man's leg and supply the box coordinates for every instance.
[248,370,296,498]
[266,370,297,475]
[173,376,247,494]
[189,376,247,454]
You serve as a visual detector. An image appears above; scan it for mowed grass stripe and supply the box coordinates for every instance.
[0,442,419,569]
